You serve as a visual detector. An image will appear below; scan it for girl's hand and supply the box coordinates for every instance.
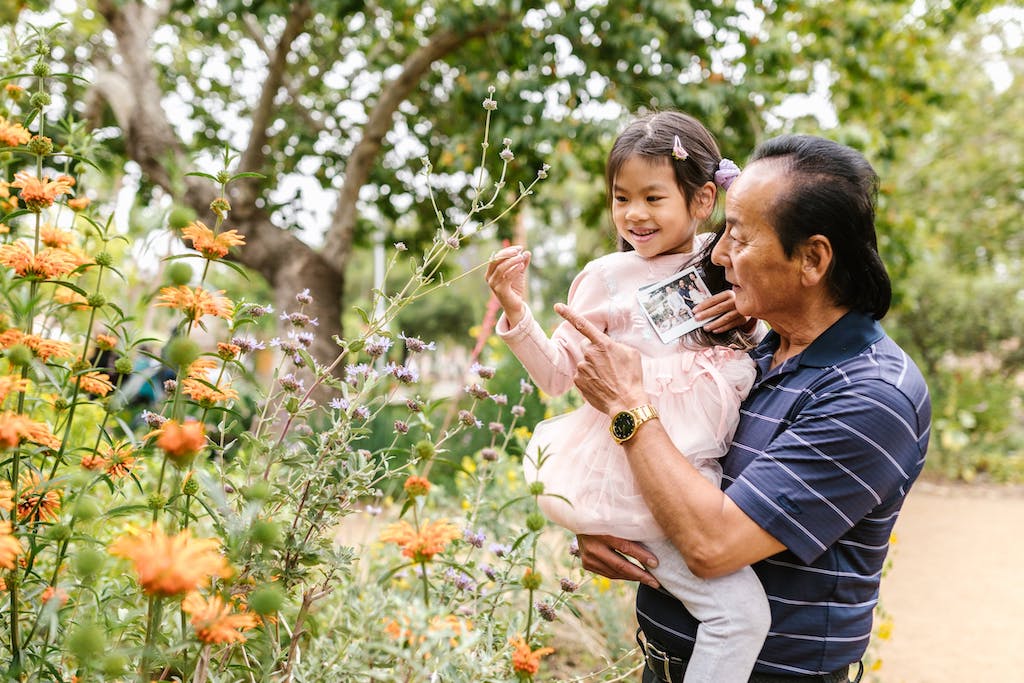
[485,246,531,327]
[693,290,756,334]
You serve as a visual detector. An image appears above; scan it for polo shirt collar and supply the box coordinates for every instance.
[753,311,885,373]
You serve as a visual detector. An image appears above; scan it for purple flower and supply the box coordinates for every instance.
[560,578,579,593]
[386,362,418,384]
[490,543,510,558]
[295,288,313,305]
[488,422,504,434]
[280,373,304,393]
[535,601,556,622]
[445,235,460,249]
[481,447,498,462]
[481,564,497,581]
[398,332,436,354]
[405,398,423,412]
[519,379,534,395]
[464,383,490,400]
[715,158,742,191]
[141,410,167,428]
[568,538,580,557]
[470,362,495,379]
[230,336,265,354]
[163,379,177,394]
[445,568,476,592]
[394,241,407,251]
[329,397,350,411]
[490,393,508,406]
[463,528,485,548]
[511,405,526,417]
[458,410,481,428]
[394,420,409,434]
[245,303,273,318]
[281,311,318,328]
[365,335,393,358]
[296,331,315,348]
[353,405,370,420]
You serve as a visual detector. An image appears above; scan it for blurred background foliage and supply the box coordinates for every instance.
[5,0,1022,482]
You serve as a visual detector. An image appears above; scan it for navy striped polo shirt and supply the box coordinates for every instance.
[637,311,931,676]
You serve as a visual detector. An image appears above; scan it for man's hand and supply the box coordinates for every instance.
[577,534,661,589]
[554,303,647,415]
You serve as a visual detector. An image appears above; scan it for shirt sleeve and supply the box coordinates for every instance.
[725,378,923,564]
[495,260,609,397]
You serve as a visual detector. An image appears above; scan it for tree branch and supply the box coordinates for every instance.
[320,16,513,272]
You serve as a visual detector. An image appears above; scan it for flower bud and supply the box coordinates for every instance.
[248,585,285,615]
[412,439,436,462]
[86,293,106,308]
[167,205,197,230]
[521,568,542,590]
[165,261,193,286]
[32,61,51,77]
[528,481,545,496]
[147,493,167,510]
[526,511,546,532]
[251,520,281,547]
[114,357,133,375]
[27,135,53,155]
[94,251,113,267]
[182,476,200,496]
[30,92,51,108]
[165,336,200,368]
[6,344,33,367]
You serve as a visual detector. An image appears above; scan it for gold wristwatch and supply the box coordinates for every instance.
[609,404,659,444]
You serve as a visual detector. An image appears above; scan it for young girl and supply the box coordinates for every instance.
[486,111,769,683]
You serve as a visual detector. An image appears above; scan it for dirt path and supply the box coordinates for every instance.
[875,479,1024,682]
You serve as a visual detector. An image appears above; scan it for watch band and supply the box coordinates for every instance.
[610,404,659,444]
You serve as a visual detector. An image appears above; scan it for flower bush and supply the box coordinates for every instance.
[0,26,640,683]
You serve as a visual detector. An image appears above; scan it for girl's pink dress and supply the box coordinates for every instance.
[497,242,756,541]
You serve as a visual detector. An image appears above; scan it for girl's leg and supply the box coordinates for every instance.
[643,538,770,683]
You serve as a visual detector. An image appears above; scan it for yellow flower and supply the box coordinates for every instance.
[10,171,74,212]
[0,521,23,569]
[0,116,31,147]
[181,221,246,259]
[109,525,232,597]
[0,241,79,279]
[181,592,259,644]
[156,286,233,322]
[16,472,61,523]
[379,519,461,563]
[510,636,555,677]
[876,619,893,641]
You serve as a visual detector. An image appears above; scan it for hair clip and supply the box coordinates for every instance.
[671,135,689,161]
[714,158,741,190]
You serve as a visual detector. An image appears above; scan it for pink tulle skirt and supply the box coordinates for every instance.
[522,346,755,542]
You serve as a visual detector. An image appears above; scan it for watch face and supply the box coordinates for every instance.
[611,411,636,441]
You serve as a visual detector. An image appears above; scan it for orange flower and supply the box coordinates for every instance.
[54,288,89,310]
[94,334,119,351]
[182,377,238,406]
[0,116,31,147]
[0,479,12,511]
[10,171,74,212]
[216,342,240,360]
[181,221,246,259]
[67,196,90,211]
[0,521,23,569]
[73,371,114,397]
[379,518,461,563]
[109,525,232,596]
[510,636,555,677]
[154,419,207,462]
[0,411,61,450]
[39,224,77,249]
[181,592,259,644]
[40,585,69,607]
[80,452,108,472]
[383,614,473,650]
[0,375,31,403]
[83,442,137,479]
[403,475,431,497]
[0,241,79,279]
[187,357,219,377]
[16,472,61,523]
[156,286,233,322]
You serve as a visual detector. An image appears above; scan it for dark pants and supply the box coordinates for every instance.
[642,663,863,683]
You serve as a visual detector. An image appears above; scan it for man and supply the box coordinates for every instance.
[556,135,930,683]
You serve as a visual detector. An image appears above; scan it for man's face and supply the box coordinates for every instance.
[712,161,804,323]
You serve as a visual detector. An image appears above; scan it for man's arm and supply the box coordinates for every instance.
[555,303,785,578]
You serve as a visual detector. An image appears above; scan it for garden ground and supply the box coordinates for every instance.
[875,476,1024,682]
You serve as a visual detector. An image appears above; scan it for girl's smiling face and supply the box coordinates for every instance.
[611,155,705,258]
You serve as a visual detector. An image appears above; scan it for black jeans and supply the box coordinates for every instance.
[641,662,863,683]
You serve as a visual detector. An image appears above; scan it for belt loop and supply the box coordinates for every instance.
[850,661,864,683]
[662,656,672,683]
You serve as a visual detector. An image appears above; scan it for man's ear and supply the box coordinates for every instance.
[692,181,717,221]
[799,235,833,286]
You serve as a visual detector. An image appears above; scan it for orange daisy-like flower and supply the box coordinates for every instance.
[403,475,431,498]
[0,181,17,213]
[181,221,246,259]
[379,518,461,563]
[510,636,555,677]
[156,286,233,322]
[39,224,77,249]
[0,116,31,147]
[153,419,207,463]
[16,472,61,523]
[0,375,31,403]
[0,479,12,511]
[216,342,240,360]
[40,585,69,607]
[0,521,23,569]
[181,592,259,644]
[10,171,75,212]
[67,196,90,212]
[73,371,114,397]
[109,525,232,597]
[94,334,119,351]
[0,411,61,450]
[0,241,79,279]
[182,377,238,406]
[54,288,90,310]
[82,442,137,480]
